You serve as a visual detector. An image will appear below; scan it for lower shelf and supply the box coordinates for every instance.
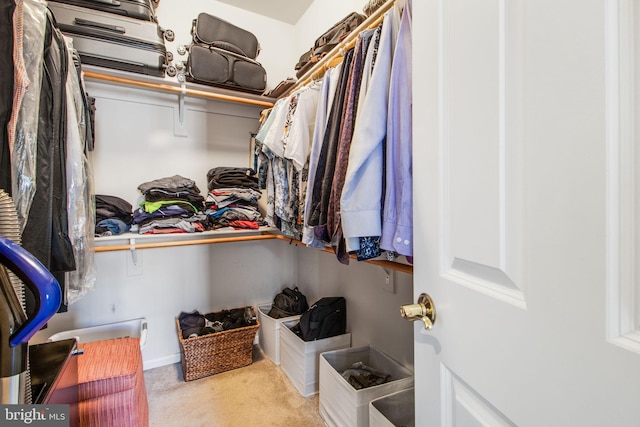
[93,228,413,274]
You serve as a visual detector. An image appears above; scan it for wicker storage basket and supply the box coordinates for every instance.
[176,308,260,381]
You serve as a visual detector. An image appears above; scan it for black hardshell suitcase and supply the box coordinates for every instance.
[186,44,266,94]
[49,1,168,77]
[51,0,157,22]
[191,13,260,59]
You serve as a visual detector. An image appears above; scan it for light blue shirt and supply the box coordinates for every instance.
[381,0,413,257]
[339,8,401,252]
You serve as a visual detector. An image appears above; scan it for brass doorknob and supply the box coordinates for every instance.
[400,293,436,330]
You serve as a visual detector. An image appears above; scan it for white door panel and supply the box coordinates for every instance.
[413,0,640,425]
[607,0,640,355]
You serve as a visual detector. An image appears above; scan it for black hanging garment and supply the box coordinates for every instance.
[307,49,355,239]
[21,9,76,313]
[0,0,15,195]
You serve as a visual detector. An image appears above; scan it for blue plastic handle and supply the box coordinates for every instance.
[0,237,61,346]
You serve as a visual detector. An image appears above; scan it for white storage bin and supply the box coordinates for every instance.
[279,319,351,397]
[257,303,301,365]
[319,346,414,427]
[47,318,148,349]
[369,388,415,427]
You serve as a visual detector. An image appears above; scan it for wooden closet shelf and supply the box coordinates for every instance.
[83,68,275,108]
[94,228,278,252]
[94,229,413,274]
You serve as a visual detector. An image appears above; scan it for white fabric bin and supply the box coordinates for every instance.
[279,319,351,397]
[369,388,415,427]
[257,303,301,365]
[319,346,414,427]
[47,318,148,349]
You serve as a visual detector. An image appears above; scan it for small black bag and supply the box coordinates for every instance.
[294,297,346,341]
[268,287,308,319]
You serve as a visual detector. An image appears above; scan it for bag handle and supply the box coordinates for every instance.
[210,41,248,57]
[86,0,122,6]
[75,18,125,34]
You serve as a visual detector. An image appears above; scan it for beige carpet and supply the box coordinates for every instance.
[144,346,326,427]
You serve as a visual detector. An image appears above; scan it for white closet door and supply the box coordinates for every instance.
[412,0,640,425]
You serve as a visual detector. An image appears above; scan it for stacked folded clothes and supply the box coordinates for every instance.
[95,194,133,236]
[133,175,207,234]
[205,167,264,230]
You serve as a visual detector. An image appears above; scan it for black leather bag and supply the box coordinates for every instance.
[295,12,365,78]
[186,44,266,94]
[191,12,260,59]
[294,297,346,341]
[267,287,308,319]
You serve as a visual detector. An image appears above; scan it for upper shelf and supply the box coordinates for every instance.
[82,65,276,108]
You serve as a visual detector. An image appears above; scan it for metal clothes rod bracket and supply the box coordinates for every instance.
[129,238,137,265]
[179,84,186,127]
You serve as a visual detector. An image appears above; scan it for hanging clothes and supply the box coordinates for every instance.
[307,49,355,241]
[302,66,340,249]
[255,0,414,265]
[21,8,75,312]
[381,0,413,257]
[64,36,96,305]
[340,6,401,255]
[326,29,375,264]
[0,0,15,195]
[9,0,47,229]
[284,83,321,235]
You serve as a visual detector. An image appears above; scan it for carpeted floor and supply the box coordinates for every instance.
[144,346,326,427]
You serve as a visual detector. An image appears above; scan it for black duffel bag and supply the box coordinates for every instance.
[192,12,260,59]
[267,287,309,319]
[293,297,346,341]
[186,44,267,94]
[295,12,365,78]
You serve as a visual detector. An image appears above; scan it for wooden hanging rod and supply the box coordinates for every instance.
[273,235,413,275]
[94,233,278,252]
[94,231,412,274]
[287,0,397,95]
[83,70,275,108]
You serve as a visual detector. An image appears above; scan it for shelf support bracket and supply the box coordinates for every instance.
[174,84,188,137]
[129,238,137,265]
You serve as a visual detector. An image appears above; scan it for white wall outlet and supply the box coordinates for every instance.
[382,268,395,294]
